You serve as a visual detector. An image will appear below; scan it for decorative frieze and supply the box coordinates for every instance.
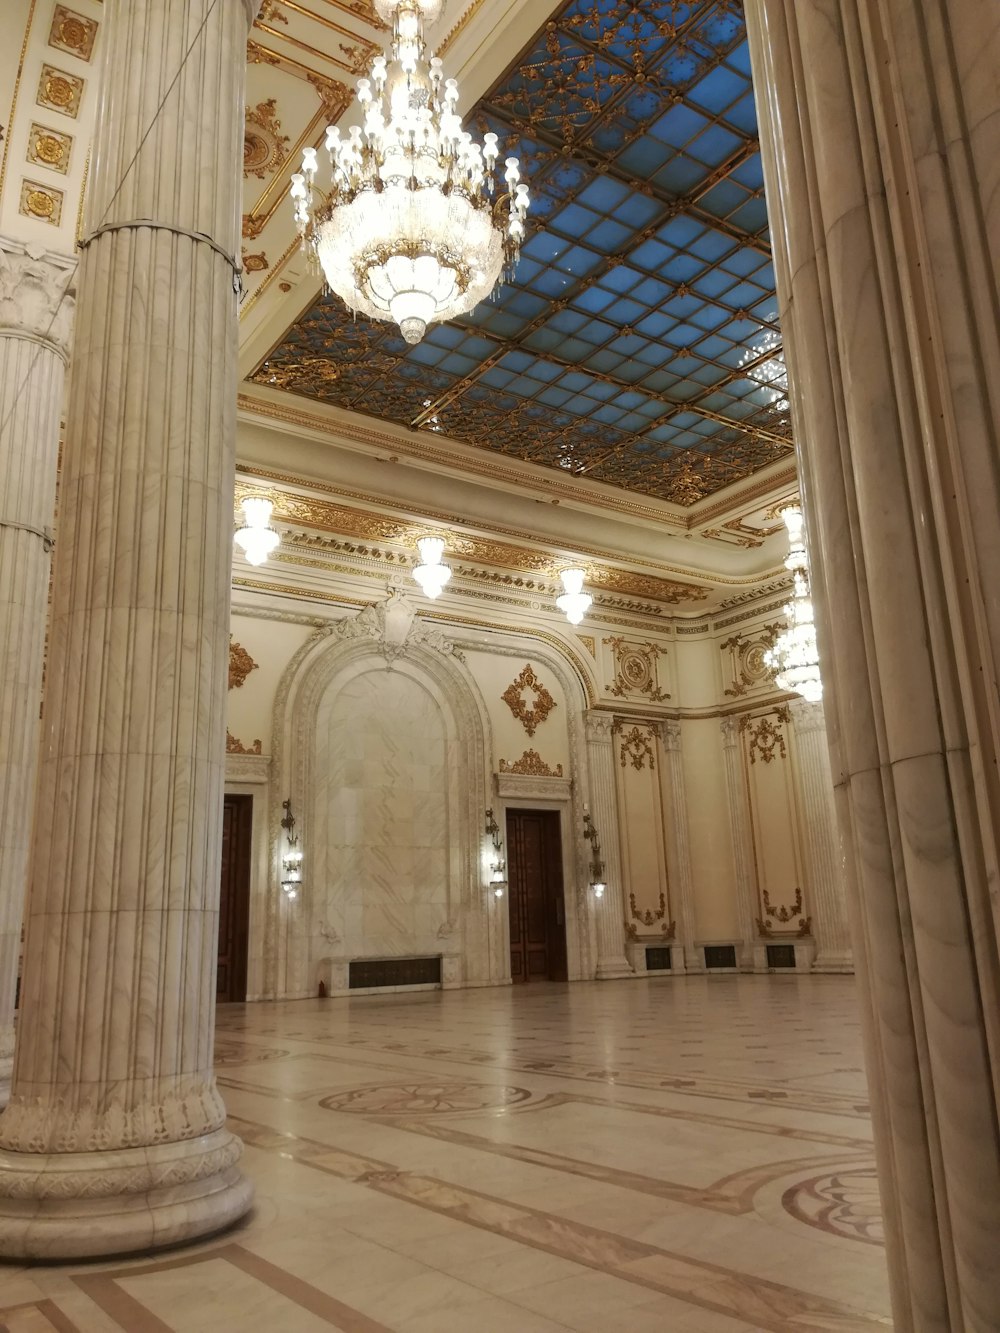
[498,749,563,778]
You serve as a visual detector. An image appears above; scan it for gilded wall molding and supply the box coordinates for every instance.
[498,749,564,778]
[501,664,557,737]
[229,638,259,690]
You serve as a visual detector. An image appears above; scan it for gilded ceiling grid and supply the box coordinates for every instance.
[251,0,792,503]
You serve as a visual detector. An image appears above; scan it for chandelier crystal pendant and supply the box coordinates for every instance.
[290,0,529,345]
[412,535,451,598]
[556,568,592,625]
[764,505,823,702]
[234,496,280,567]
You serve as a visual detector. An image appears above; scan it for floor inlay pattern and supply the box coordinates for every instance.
[0,977,892,1331]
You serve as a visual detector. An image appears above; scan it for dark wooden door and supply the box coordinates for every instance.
[218,794,252,1003]
[506,809,567,982]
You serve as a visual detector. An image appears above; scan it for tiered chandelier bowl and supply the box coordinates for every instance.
[291,0,529,345]
[764,504,823,702]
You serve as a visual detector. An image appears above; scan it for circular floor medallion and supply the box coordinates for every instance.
[782,1166,884,1246]
[320,1082,532,1115]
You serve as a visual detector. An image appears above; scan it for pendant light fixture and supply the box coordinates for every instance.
[234,496,280,567]
[556,568,591,625]
[764,504,823,702]
[412,535,451,599]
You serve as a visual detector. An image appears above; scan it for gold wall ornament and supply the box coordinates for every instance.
[48,5,98,61]
[498,750,564,778]
[721,623,782,698]
[242,251,269,273]
[616,723,656,771]
[226,730,262,755]
[763,887,804,923]
[629,890,666,927]
[577,635,596,657]
[19,180,63,225]
[501,664,557,737]
[37,64,83,117]
[27,123,72,174]
[740,706,791,764]
[228,638,259,690]
[257,0,289,22]
[244,98,290,180]
[604,636,669,702]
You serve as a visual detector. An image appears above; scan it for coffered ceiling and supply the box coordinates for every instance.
[244,0,794,509]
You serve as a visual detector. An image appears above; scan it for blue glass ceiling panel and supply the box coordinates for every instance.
[253,0,792,505]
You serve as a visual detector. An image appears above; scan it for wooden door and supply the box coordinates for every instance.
[506,809,567,982]
[218,793,252,1003]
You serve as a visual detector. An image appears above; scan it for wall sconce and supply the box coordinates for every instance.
[485,807,506,898]
[582,806,606,899]
[280,798,302,900]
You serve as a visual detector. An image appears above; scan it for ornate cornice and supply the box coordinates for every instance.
[0,237,75,357]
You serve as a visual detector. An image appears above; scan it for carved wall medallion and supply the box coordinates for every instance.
[229,638,259,690]
[27,123,72,173]
[226,731,262,755]
[498,749,563,778]
[48,5,98,60]
[18,180,63,226]
[740,706,790,764]
[242,251,269,273]
[616,723,656,771]
[604,636,669,702]
[722,623,782,698]
[37,64,84,117]
[501,665,556,737]
[244,98,290,179]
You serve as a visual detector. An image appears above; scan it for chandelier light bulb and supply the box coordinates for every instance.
[291,0,528,344]
[412,534,451,599]
[556,567,592,625]
[234,496,280,567]
[764,504,823,701]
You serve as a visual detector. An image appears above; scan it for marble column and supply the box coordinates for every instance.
[747,1,1000,1326]
[583,711,633,979]
[660,721,700,972]
[789,699,852,973]
[0,0,257,1258]
[0,239,75,1101]
[719,716,757,969]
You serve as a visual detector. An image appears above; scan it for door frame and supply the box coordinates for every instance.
[494,791,585,982]
[224,777,270,1000]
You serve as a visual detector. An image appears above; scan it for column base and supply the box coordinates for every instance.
[596,957,635,980]
[0,1127,253,1260]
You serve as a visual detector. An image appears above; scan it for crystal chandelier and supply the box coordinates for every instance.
[738,319,788,412]
[764,505,823,702]
[412,535,451,598]
[290,0,529,345]
[556,568,592,625]
[234,497,280,567]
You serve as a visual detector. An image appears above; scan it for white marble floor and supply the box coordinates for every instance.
[0,976,893,1331]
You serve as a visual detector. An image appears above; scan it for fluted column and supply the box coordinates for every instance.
[0,239,75,1100]
[661,722,700,972]
[747,1,1000,1325]
[789,699,852,973]
[0,0,258,1259]
[719,717,756,969]
[583,711,633,979]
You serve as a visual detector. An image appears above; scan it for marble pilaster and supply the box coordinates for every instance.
[660,721,700,972]
[583,711,633,980]
[0,0,257,1258]
[719,716,757,970]
[0,239,75,1101]
[788,699,852,973]
[746,1,1000,1325]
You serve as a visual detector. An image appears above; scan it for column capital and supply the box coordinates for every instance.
[583,709,615,744]
[661,719,682,751]
[788,696,827,735]
[0,238,75,358]
[720,713,742,746]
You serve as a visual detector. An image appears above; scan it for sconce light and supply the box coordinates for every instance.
[485,807,506,897]
[582,806,606,899]
[280,798,302,900]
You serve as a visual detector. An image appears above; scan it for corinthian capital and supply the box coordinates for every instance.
[0,238,76,358]
[584,709,615,744]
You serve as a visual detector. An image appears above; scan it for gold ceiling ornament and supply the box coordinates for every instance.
[27,123,72,174]
[226,730,263,756]
[255,356,341,394]
[501,664,557,737]
[257,0,289,23]
[498,749,564,778]
[615,723,657,772]
[48,5,98,61]
[604,636,669,703]
[37,64,83,117]
[19,181,62,225]
[244,98,291,180]
[228,638,259,691]
[739,706,791,764]
[721,624,782,698]
[589,566,707,605]
[242,251,269,274]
